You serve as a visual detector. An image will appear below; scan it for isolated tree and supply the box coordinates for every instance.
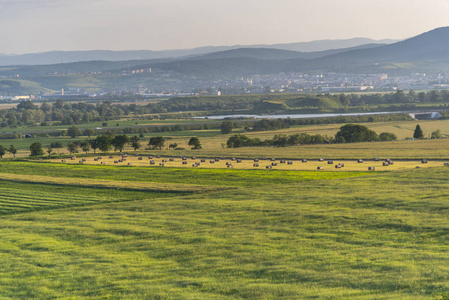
[30,142,44,156]
[413,124,424,139]
[148,136,165,150]
[111,134,129,152]
[67,142,79,155]
[0,145,6,159]
[67,125,81,138]
[129,135,141,151]
[335,124,379,143]
[188,137,202,149]
[169,143,178,150]
[379,132,397,141]
[83,128,95,138]
[220,121,233,134]
[46,146,53,157]
[80,140,90,154]
[431,129,441,139]
[8,145,17,158]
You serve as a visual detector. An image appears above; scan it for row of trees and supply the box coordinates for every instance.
[226,124,399,148]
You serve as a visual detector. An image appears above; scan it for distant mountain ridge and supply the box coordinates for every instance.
[0,38,398,66]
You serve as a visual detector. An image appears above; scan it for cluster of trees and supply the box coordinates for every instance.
[226,133,333,148]
[227,124,398,148]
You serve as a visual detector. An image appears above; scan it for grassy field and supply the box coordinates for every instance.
[0,162,448,298]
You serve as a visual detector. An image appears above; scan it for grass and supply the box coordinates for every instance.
[0,165,448,298]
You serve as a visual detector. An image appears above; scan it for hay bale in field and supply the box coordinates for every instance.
[226,162,231,166]
[280,160,286,164]
[101,162,105,165]
[169,158,174,162]
[114,160,118,163]
[358,159,363,163]
[368,166,375,171]
[148,156,153,159]
[317,166,324,170]
[253,163,259,167]
[94,158,98,161]
[182,161,187,165]
[118,159,123,163]
[374,157,379,161]
[254,158,259,162]
[237,159,242,163]
[160,163,164,166]
[266,165,272,169]
[201,159,206,162]
[327,160,333,164]
[138,157,143,160]
[302,159,307,163]
[156,155,161,158]
[122,158,127,162]
[271,162,277,166]
[182,157,187,160]
[150,160,155,165]
[162,159,167,163]
[287,161,293,165]
[221,156,225,160]
[261,157,266,160]
[231,158,236,161]
[109,156,113,159]
[71,156,76,160]
[444,163,449,166]
[383,162,389,166]
[271,158,276,161]
[215,158,220,162]
[227,164,233,168]
[335,164,341,169]
[421,159,428,163]
[192,156,196,160]
[128,162,132,166]
[319,157,324,162]
[210,160,215,164]
[98,156,102,159]
[61,159,66,163]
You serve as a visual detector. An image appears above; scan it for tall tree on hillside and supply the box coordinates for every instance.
[89,139,99,154]
[67,142,79,155]
[67,126,81,138]
[220,121,233,134]
[30,142,44,156]
[413,124,424,139]
[96,135,113,153]
[188,137,202,149]
[80,140,90,154]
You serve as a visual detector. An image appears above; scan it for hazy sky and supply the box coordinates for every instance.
[0,0,448,54]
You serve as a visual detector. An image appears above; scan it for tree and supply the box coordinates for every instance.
[220,121,233,134]
[413,124,424,139]
[67,142,79,155]
[148,136,165,150]
[67,125,81,138]
[111,134,129,152]
[89,139,100,154]
[83,128,95,138]
[46,146,53,157]
[169,143,178,150]
[95,135,113,152]
[129,135,141,151]
[188,137,202,149]
[80,140,90,154]
[335,124,379,143]
[379,132,397,141]
[431,129,442,139]
[0,145,6,159]
[30,142,44,156]
[8,145,17,158]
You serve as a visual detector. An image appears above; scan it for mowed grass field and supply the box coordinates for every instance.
[0,162,448,298]
[51,154,449,172]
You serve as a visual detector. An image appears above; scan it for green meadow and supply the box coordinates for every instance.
[0,162,448,298]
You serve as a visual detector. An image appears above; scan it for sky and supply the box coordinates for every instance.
[0,0,448,54]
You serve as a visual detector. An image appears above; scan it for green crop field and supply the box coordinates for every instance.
[0,161,447,298]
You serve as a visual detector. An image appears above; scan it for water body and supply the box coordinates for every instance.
[194,112,398,120]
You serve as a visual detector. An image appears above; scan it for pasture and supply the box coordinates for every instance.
[0,162,447,298]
